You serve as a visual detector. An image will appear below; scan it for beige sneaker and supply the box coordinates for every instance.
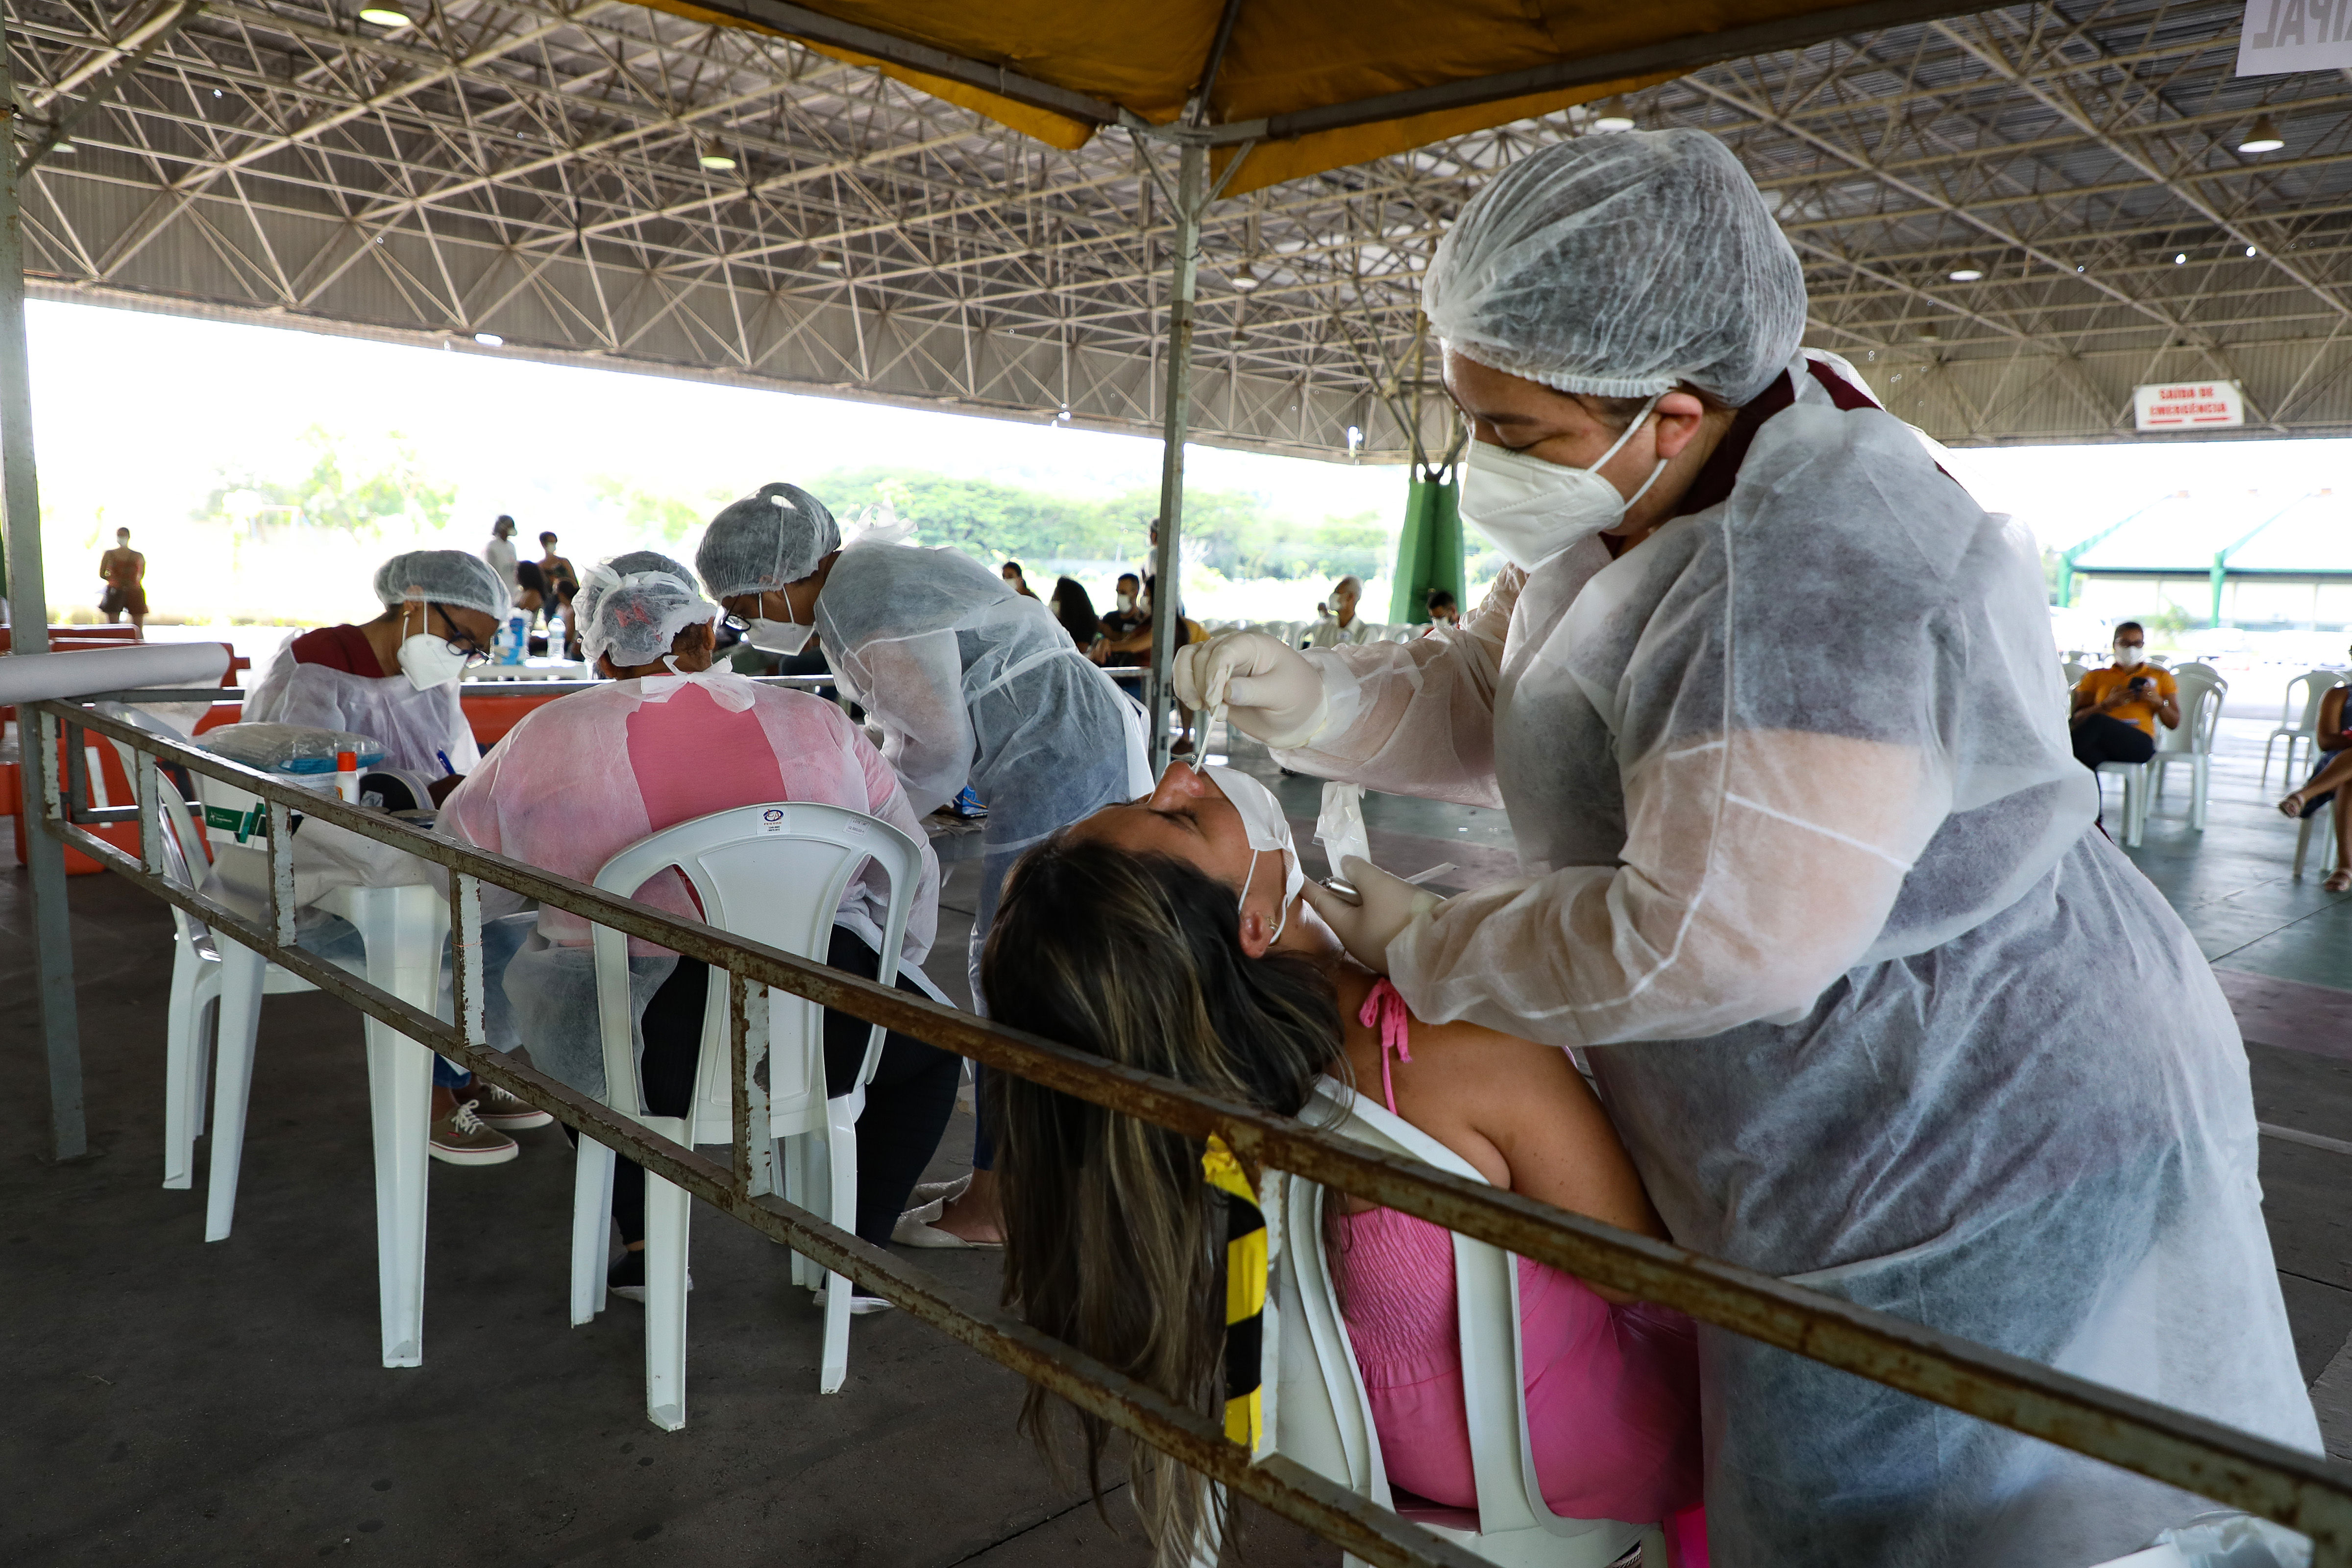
[459,1079,552,1131]
[430,1100,519,1166]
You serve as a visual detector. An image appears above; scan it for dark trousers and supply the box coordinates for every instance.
[2072,713,2156,771]
[609,928,961,1247]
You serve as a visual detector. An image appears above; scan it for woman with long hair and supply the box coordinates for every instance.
[981,762,1705,1566]
[1049,575,1100,649]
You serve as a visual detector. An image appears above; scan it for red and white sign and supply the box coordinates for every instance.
[2133,380,2246,431]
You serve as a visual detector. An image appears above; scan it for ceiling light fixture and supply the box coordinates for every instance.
[1232,263,1259,291]
[1915,321,1940,341]
[2175,252,2188,265]
[815,257,844,271]
[1591,98,1635,133]
[472,331,503,347]
[2238,115,2285,154]
[697,143,736,171]
[357,6,413,27]
[1948,265,1983,281]
[2246,245,2260,257]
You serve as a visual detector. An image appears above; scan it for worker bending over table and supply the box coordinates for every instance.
[245,547,549,1163]
[698,483,1149,1246]
[439,565,956,1299]
[1175,130,2315,1567]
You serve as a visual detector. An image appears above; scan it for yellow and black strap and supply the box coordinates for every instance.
[1201,1133,1266,1448]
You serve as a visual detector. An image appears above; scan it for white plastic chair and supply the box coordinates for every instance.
[2263,671,2344,788]
[573,801,924,1427]
[2062,659,2088,689]
[1272,1078,1659,1568]
[2095,759,2150,848]
[2148,666,2227,831]
[190,771,448,1369]
[142,769,319,1193]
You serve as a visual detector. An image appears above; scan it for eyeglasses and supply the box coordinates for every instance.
[433,604,492,666]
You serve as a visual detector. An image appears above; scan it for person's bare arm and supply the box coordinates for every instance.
[2155,675,2181,730]
[2321,686,2350,753]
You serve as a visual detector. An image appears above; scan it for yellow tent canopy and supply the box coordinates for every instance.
[635,0,1996,193]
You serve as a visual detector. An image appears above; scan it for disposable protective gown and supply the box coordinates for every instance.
[245,636,479,777]
[1273,353,2318,1567]
[439,668,939,1098]
[813,540,1151,990]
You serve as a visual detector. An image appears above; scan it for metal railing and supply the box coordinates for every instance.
[29,691,2352,1568]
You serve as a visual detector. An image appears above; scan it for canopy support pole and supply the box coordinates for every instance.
[1145,140,1205,775]
[0,52,86,1162]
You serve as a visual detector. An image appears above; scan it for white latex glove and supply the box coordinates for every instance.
[1172,631,1328,749]
[1298,855,1443,975]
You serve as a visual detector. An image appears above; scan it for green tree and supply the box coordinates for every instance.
[805,467,1394,582]
[585,476,730,543]
[193,426,454,536]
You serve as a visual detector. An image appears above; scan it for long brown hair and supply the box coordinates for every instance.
[980,835,1343,1563]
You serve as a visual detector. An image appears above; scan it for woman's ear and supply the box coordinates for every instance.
[1237,902,1276,960]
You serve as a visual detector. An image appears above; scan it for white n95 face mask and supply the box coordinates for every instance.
[2113,644,2145,668]
[1458,393,1666,572]
[397,632,470,691]
[1207,765,1305,942]
[746,601,814,656]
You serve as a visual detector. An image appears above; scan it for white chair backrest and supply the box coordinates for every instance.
[108,741,210,946]
[2305,672,2347,732]
[2061,660,2088,688]
[588,802,923,1138]
[2159,668,2227,757]
[2281,670,2339,730]
[1273,1078,1643,1560]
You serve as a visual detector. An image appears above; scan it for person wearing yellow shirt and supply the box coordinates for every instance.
[2070,621,2180,776]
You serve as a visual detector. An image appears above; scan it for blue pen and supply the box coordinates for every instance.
[437,750,457,776]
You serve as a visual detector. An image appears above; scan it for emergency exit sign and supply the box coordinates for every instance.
[2133,380,2246,431]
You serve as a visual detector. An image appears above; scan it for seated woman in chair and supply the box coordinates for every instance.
[979,761,1705,1566]
[2278,673,2352,893]
[440,565,961,1298]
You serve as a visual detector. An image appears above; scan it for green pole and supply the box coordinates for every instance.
[1388,466,1463,624]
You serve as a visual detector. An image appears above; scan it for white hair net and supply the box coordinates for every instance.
[1421,129,1807,407]
[577,567,717,669]
[605,548,692,580]
[696,482,841,598]
[371,549,511,617]
[571,550,692,652]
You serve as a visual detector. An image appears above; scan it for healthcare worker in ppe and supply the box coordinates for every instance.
[698,483,1152,1245]
[441,566,957,1288]
[244,549,532,1160]
[246,548,507,793]
[1176,130,2316,1568]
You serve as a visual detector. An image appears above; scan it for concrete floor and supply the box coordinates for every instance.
[5,712,2352,1564]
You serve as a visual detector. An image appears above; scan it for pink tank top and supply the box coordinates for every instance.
[1333,980,1708,1561]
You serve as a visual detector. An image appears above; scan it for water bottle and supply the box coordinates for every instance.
[506,612,528,663]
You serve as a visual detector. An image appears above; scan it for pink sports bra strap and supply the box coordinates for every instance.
[1359,978,1413,1114]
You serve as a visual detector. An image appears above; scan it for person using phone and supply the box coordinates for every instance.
[2069,620,2180,772]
